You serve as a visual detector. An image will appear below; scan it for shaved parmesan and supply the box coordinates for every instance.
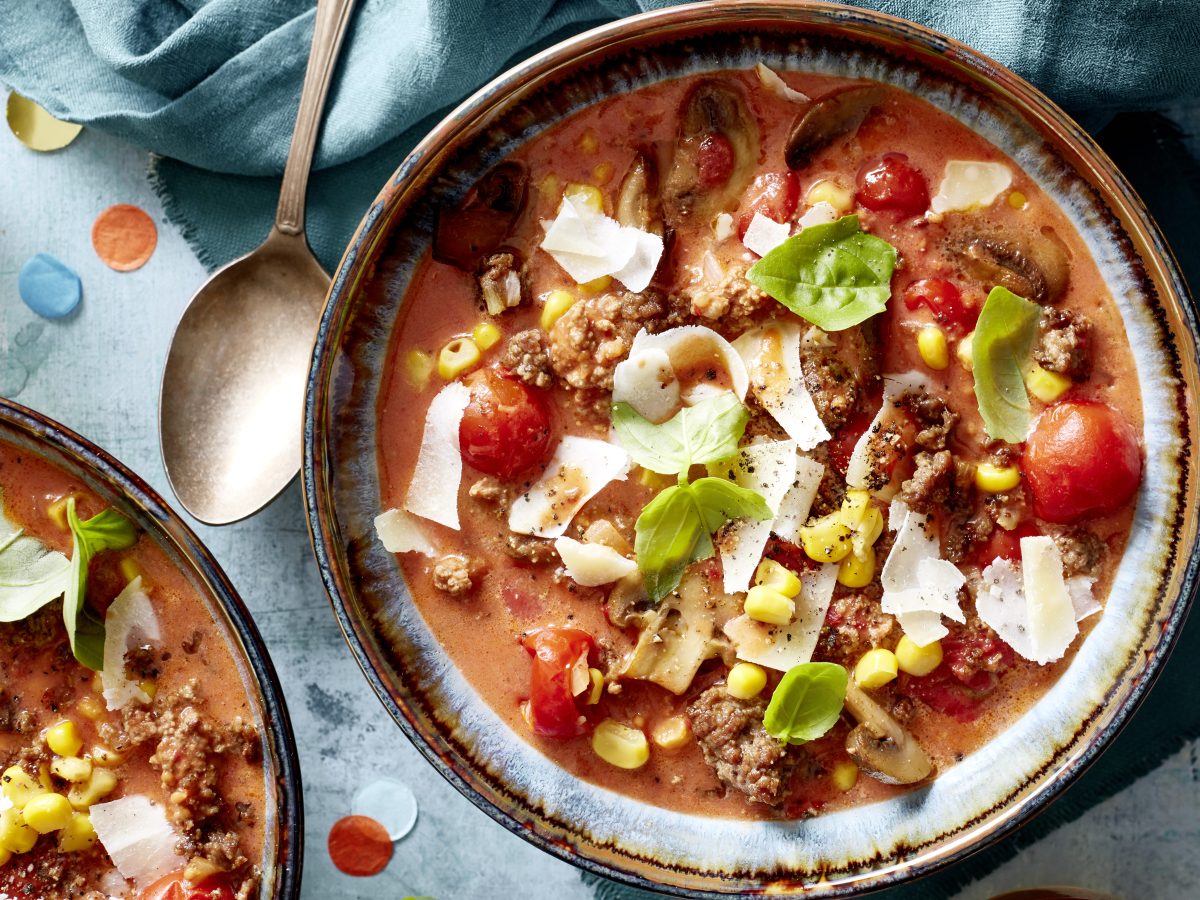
[733,321,831,450]
[713,212,735,242]
[1069,575,1100,621]
[628,326,749,406]
[554,537,637,586]
[742,212,792,257]
[374,508,439,557]
[754,62,811,103]
[509,436,630,538]
[405,382,471,530]
[724,563,838,671]
[540,195,664,292]
[101,577,161,711]
[976,557,1033,658]
[930,160,1013,214]
[611,347,680,424]
[90,795,185,888]
[845,372,930,491]
[715,440,797,593]
[772,455,826,543]
[880,501,965,643]
[797,201,838,229]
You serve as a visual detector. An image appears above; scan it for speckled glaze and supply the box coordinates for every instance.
[302,3,1199,895]
[0,399,304,899]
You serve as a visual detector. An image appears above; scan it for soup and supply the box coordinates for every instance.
[373,67,1142,818]
[0,442,267,897]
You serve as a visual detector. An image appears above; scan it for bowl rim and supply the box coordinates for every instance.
[0,397,305,899]
[303,1,1199,895]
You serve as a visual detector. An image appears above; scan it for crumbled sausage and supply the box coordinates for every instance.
[503,534,558,565]
[899,450,954,513]
[1053,528,1105,576]
[499,328,554,389]
[800,324,878,430]
[432,554,484,595]
[687,685,798,806]
[896,391,958,451]
[942,616,1012,682]
[1035,308,1092,380]
[819,592,896,661]
[469,477,510,512]
[685,264,771,334]
[478,252,525,315]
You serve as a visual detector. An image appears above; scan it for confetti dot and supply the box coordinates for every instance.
[92,204,158,272]
[6,92,82,152]
[328,815,393,876]
[352,778,418,841]
[19,253,82,318]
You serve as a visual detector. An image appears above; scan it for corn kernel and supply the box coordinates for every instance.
[753,559,802,598]
[540,289,577,331]
[837,544,876,588]
[563,182,604,213]
[46,721,83,758]
[852,506,884,558]
[805,179,854,214]
[470,322,502,352]
[68,768,117,810]
[1008,190,1028,209]
[577,274,612,295]
[405,349,435,390]
[957,330,975,371]
[797,514,853,563]
[538,173,561,209]
[975,462,1021,493]
[651,715,691,751]
[831,761,860,792]
[854,648,899,689]
[118,557,143,586]
[87,746,124,768]
[51,757,92,784]
[22,793,72,834]
[0,809,37,854]
[587,668,604,705]
[895,635,944,676]
[592,161,614,185]
[1,767,45,809]
[37,764,52,793]
[46,494,78,530]
[917,326,949,370]
[1025,363,1071,403]
[744,585,795,626]
[727,663,768,700]
[138,679,158,701]
[837,490,872,529]
[637,467,673,492]
[57,813,96,853]
[592,719,650,770]
[436,337,481,381]
[578,130,599,154]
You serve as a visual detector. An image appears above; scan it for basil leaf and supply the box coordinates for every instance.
[688,477,773,534]
[65,500,137,671]
[972,286,1041,443]
[0,498,70,622]
[746,215,897,331]
[763,662,848,745]
[613,393,750,479]
[634,485,709,603]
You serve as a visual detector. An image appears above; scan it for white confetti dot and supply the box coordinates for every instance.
[352,779,418,841]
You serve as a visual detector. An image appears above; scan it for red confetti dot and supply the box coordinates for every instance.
[328,814,393,876]
[91,203,157,272]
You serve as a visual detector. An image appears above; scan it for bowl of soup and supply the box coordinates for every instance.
[0,399,301,899]
[303,2,1198,894]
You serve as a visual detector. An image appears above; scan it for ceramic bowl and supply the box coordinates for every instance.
[0,399,304,898]
[303,2,1199,894]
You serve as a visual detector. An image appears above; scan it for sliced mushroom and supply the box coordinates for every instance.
[785,84,887,171]
[605,571,652,628]
[945,225,1071,304]
[843,680,934,785]
[615,147,665,236]
[433,161,529,271]
[663,80,761,223]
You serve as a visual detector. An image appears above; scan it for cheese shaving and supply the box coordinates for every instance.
[508,436,630,538]
[404,381,471,530]
[715,440,798,593]
[732,321,830,451]
[772,455,826,543]
[797,201,838,229]
[845,371,931,491]
[374,508,439,557]
[553,537,637,586]
[90,795,185,888]
[627,325,749,406]
[930,160,1013,214]
[101,577,161,711]
[724,562,838,671]
[754,62,811,103]
[879,500,965,643]
[742,212,792,257]
[611,347,681,424]
[540,195,664,292]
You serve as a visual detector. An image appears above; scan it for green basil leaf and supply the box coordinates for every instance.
[65,500,137,671]
[688,477,773,534]
[746,215,897,331]
[763,662,848,745]
[613,393,750,479]
[0,496,70,622]
[634,485,709,603]
[972,285,1041,443]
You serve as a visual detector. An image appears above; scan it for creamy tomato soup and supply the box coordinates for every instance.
[0,443,266,898]
[373,67,1143,819]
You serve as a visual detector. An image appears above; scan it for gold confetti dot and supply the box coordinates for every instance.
[6,92,82,152]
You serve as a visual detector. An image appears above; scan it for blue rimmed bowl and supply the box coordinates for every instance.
[303,2,1199,895]
[0,398,304,898]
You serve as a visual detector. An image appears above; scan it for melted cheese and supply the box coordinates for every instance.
[508,436,630,538]
[404,381,471,530]
[732,321,830,451]
[754,62,810,103]
[626,325,749,408]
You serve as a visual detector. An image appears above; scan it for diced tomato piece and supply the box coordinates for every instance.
[941,629,1015,684]
[520,627,595,739]
[139,871,236,900]
[856,153,930,217]
[827,406,879,476]
[459,368,553,479]
[970,521,1041,568]
[697,133,735,188]
[1024,400,1142,524]
[899,669,994,722]
[738,172,801,238]
[902,278,978,333]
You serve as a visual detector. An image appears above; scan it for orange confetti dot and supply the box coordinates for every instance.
[91,203,158,272]
[328,814,393,876]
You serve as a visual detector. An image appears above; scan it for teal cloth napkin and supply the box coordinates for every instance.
[1,2,1197,898]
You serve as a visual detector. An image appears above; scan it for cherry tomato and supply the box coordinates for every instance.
[970,521,1041,568]
[459,368,553,479]
[738,172,801,238]
[139,871,236,900]
[520,627,595,739]
[1023,400,1142,524]
[697,133,735,188]
[856,153,930,217]
[902,278,978,333]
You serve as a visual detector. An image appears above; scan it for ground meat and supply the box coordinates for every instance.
[1053,528,1105,576]
[942,615,1013,682]
[687,686,797,806]
[498,328,554,389]
[897,391,958,451]
[942,507,994,564]
[855,422,904,493]
[818,592,897,661]
[685,264,771,335]
[478,251,525,315]
[503,534,558,565]
[0,690,37,734]
[1035,308,1092,380]
[981,490,1025,531]
[800,324,878,430]
[432,554,484,595]
[125,644,161,679]
[899,450,954,513]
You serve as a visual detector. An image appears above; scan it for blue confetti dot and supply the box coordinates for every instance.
[19,253,81,318]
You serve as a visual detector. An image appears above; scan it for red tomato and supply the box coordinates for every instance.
[826,405,880,476]
[697,133,735,188]
[856,153,930,217]
[139,871,236,900]
[763,536,817,576]
[459,368,553,479]
[898,669,995,722]
[738,172,801,237]
[520,627,595,739]
[902,278,978,333]
[970,521,1041,568]
[1023,401,1142,524]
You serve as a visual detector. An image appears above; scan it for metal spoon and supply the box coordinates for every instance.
[159,0,356,525]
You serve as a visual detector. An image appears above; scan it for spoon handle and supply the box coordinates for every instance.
[275,0,357,237]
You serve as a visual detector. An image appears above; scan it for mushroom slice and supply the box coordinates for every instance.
[843,680,934,785]
[433,161,529,271]
[946,226,1070,304]
[785,84,887,171]
[616,147,665,236]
